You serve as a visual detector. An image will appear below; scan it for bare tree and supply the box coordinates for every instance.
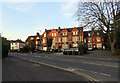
[76,0,120,54]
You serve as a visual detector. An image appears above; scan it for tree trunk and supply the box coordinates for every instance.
[107,29,116,55]
[110,43,116,55]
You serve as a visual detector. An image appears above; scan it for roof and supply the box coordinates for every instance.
[10,39,24,43]
[83,30,103,37]
[25,35,42,42]
[45,27,83,34]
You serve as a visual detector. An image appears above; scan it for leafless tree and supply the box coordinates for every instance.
[76,0,120,54]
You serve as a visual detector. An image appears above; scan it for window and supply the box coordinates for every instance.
[44,34,46,37]
[73,44,78,47]
[88,43,92,48]
[88,33,90,36]
[54,33,56,36]
[55,38,57,43]
[97,32,99,36]
[63,32,67,36]
[26,42,28,45]
[31,37,34,40]
[84,39,86,43]
[73,32,75,35]
[43,39,46,43]
[77,37,79,41]
[36,41,38,44]
[65,32,67,35]
[63,32,65,36]
[97,44,102,48]
[62,37,67,42]
[52,33,54,36]
[36,37,39,39]
[62,44,68,49]
[76,32,78,35]
[88,38,92,43]
[72,37,77,42]
[73,31,78,35]
[97,37,101,42]
[38,41,40,44]
[59,38,61,42]
[15,43,17,45]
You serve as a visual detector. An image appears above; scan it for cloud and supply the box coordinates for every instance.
[63,12,73,17]
[5,2,35,12]
[61,1,79,18]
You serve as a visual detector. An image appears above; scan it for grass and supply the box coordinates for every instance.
[45,51,53,54]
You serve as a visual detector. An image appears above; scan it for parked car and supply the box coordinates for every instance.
[63,48,80,55]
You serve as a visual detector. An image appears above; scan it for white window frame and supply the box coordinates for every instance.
[52,33,54,36]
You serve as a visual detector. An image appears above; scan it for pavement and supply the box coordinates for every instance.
[2,56,87,81]
[53,50,119,60]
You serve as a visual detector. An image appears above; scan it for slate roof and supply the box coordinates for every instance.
[10,39,24,43]
[45,27,83,34]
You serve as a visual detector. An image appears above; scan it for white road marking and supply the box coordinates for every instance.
[99,73,111,77]
[90,71,98,74]
[82,62,118,68]
[66,67,111,77]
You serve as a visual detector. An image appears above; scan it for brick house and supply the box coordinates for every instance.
[42,27,84,51]
[10,39,25,51]
[25,32,42,50]
[84,30,104,50]
[25,27,104,51]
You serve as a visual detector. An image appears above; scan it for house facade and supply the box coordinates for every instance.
[10,39,25,51]
[84,30,104,50]
[25,32,42,50]
[25,27,104,51]
[42,27,84,51]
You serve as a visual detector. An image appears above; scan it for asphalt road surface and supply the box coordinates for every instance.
[8,53,119,82]
[2,56,87,81]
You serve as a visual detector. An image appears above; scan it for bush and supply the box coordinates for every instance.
[2,37,9,58]
[21,46,30,53]
[78,43,88,54]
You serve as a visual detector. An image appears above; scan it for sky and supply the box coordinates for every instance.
[1,0,82,42]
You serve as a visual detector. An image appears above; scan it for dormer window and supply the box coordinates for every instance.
[54,33,56,36]
[31,37,34,40]
[63,32,67,36]
[44,33,46,37]
[63,32,65,36]
[73,31,78,35]
[76,32,78,35]
[36,37,39,39]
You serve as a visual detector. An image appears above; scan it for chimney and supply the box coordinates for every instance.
[58,26,61,29]
[36,32,39,36]
[45,29,47,31]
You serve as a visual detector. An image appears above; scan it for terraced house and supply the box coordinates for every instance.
[25,27,104,51]
[42,27,84,51]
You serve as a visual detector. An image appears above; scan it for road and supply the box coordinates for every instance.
[2,56,86,81]
[9,52,119,82]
